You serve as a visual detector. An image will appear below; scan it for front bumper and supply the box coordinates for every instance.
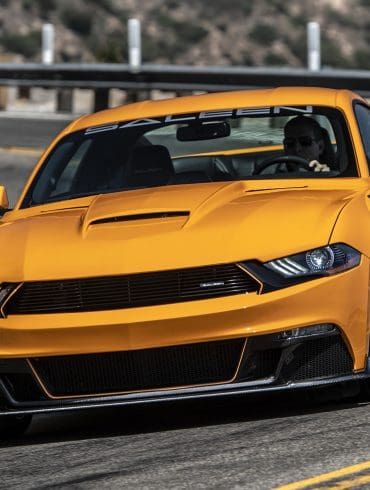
[0,260,368,416]
[0,328,369,416]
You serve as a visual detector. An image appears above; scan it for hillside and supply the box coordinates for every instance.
[0,0,369,69]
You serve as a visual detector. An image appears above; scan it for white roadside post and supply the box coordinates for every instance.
[42,23,72,112]
[128,18,142,73]
[307,21,321,71]
[127,18,145,102]
[42,23,55,65]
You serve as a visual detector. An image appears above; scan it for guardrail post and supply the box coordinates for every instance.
[18,86,31,100]
[93,88,110,112]
[0,87,7,110]
[56,88,73,113]
[125,89,151,103]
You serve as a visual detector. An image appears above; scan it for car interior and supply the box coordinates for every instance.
[23,108,358,207]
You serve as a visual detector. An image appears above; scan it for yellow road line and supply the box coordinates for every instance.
[0,146,43,156]
[320,474,370,489]
[274,460,370,489]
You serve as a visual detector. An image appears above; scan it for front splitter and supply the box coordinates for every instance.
[1,369,369,417]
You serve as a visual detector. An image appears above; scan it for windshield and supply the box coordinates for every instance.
[21,105,357,208]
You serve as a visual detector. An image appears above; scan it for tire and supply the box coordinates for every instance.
[359,353,370,401]
[359,379,370,401]
[0,414,32,437]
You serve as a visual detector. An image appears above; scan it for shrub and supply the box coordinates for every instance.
[34,0,56,11]
[0,30,41,58]
[289,13,308,28]
[207,0,253,15]
[89,0,118,15]
[249,22,279,46]
[141,36,183,63]
[22,0,33,11]
[154,13,207,44]
[321,36,351,68]
[353,48,370,69]
[167,0,181,9]
[289,31,306,64]
[95,39,125,63]
[87,23,127,63]
[264,52,287,66]
[269,0,289,15]
[240,51,254,66]
[60,7,93,36]
[142,38,166,62]
[324,6,355,28]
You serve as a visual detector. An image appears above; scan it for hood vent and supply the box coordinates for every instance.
[91,211,190,226]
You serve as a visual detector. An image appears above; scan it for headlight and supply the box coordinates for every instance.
[264,244,360,278]
[240,243,361,292]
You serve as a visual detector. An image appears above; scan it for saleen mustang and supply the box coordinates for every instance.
[1,86,370,434]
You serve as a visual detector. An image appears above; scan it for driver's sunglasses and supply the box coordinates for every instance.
[283,136,317,148]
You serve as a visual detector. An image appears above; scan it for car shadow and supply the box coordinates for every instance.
[0,384,368,448]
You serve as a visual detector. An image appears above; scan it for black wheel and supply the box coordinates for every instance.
[253,155,311,175]
[0,414,32,437]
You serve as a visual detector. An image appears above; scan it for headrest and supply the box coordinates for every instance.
[126,145,174,188]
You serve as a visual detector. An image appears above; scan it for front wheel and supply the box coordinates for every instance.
[0,414,32,437]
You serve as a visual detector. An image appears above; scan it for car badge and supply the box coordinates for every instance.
[199,281,225,288]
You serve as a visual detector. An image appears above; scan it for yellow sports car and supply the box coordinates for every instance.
[1,87,370,434]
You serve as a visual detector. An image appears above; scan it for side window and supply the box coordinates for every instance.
[355,104,370,171]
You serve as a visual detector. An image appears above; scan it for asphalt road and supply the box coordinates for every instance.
[1,393,370,489]
[0,113,72,150]
[1,115,370,489]
[0,114,72,206]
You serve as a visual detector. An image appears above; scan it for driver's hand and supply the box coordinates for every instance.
[309,160,330,172]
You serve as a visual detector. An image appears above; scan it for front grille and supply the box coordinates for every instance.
[29,338,245,397]
[5,263,259,315]
[237,348,282,382]
[280,335,353,382]
[1,373,46,402]
[236,330,353,385]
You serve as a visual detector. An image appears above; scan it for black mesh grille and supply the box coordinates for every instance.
[237,348,282,381]
[30,338,245,397]
[1,373,46,402]
[5,264,259,315]
[280,335,353,382]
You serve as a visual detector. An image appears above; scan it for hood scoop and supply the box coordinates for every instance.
[90,211,190,226]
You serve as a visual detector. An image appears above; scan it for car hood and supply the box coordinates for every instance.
[0,181,359,281]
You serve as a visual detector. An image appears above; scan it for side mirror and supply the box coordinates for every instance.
[0,186,9,213]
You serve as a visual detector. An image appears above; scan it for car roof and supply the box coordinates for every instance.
[67,87,364,134]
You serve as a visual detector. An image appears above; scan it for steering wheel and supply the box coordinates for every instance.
[253,155,311,175]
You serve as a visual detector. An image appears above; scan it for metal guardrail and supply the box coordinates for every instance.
[1,63,370,111]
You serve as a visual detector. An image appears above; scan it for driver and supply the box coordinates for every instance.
[283,116,331,172]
